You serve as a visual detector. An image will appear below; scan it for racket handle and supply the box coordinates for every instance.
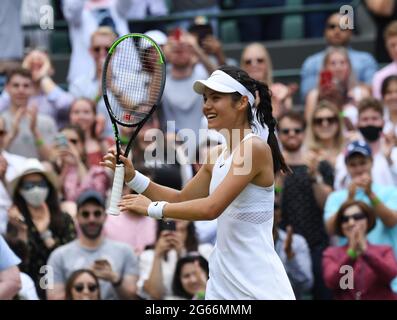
[107,164,125,216]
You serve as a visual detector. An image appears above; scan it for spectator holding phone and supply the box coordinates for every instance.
[46,190,139,300]
[300,12,377,100]
[305,47,371,127]
[65,269,101,300]
[50,124,110,202]
[137,220,213,300]
[323,200,397,300]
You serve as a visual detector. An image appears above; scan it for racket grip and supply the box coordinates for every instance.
[107,164,125,216]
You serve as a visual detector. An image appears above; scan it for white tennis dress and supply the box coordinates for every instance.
[205,133,295,300]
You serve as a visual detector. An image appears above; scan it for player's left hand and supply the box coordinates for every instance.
[118,194,151,216]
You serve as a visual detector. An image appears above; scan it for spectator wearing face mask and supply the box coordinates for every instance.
[334,98,397,190]
[6,159,76,299]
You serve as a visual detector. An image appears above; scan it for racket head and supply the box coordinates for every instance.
[102,33,166,127]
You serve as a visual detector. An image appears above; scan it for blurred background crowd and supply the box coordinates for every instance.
[1,0,397,301]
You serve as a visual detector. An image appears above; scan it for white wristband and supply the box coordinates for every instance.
[126,170,150,194]
[148,201,168,220]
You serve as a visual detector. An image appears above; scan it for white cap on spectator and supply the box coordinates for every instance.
[141,30,167,49]
[193,70,255,106]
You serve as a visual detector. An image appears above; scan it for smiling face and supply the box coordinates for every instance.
[6,74,33,108]
[69,99,96,133]
[202,88,247,132]
[312,107,339,142]
[341,204,368,239]
[278,117,305,152]
[180,262,207,296]
[240,44,269,83]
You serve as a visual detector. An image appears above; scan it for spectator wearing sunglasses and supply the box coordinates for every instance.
[46,190,139,300]
[65,269,101,300]
[50,124,110,202]
[277,111,334,300]
[6,158,76,299]
[300,12,377,101]
[323,200,397,300]
[240,43,297,119]
[334,98,397,190]
[324,140,397,259]
[305,100,345,167]
[69,27,118,138]
[62,1,132,84]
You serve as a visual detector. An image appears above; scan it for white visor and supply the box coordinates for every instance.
[193,70,255,106]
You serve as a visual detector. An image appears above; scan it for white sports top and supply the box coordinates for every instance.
[205,133,295,300]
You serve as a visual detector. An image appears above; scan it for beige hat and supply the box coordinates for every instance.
[8,158,58,197]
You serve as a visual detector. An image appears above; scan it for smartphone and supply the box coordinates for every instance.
[319,70,333,89]
[171,28,182,41]
[160,220,176,232]
[54,133,68,149]
[94,259,108,265]
[188,23,213,47]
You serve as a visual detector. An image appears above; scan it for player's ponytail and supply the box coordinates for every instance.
[219,65,291,174]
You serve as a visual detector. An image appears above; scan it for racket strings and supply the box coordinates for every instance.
[106,36,164,126]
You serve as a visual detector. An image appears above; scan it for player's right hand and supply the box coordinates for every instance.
[100,149,136,182]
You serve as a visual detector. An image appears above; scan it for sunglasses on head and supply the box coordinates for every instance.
[21,180,47,190]
[244,58,265,65]
[80,210,103,219]
[279,128,304,135]
[92,46,111,54]
[341,212,367,223]
[313,116,338,126]
[73,283,98,293]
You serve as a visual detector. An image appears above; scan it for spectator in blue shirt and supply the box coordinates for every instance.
[324,140,397,257]
[300,12,378,101]
[0,234,21,299]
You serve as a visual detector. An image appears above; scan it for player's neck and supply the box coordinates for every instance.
[223,125,252,153]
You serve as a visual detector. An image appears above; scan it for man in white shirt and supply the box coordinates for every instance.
[334,97,397,189]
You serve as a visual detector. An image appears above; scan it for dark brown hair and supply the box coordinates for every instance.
[358,97,384,117]
[65,269,101,300]
[219,65,291,174]
[334,200,376,237]
[6,67,32,83]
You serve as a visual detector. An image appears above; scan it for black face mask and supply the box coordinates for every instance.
[359,125,383,142]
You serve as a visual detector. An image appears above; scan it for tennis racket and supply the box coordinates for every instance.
[102,33,166,215]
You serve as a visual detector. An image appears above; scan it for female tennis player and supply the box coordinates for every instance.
[101,65,295,300]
